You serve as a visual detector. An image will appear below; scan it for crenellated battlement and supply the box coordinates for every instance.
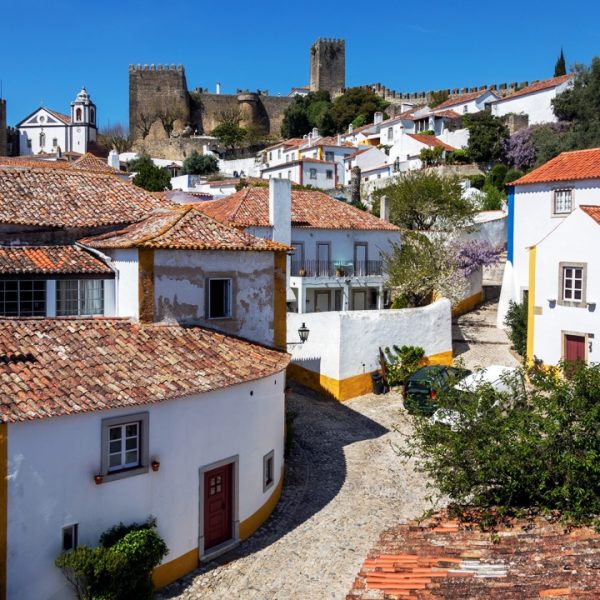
[128,64,185,73]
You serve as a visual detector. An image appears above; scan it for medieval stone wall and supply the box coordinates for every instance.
[309,38,345,95]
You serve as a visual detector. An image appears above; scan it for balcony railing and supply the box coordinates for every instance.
[291,260,383,278]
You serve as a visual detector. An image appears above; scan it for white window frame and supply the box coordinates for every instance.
[56,279,104,316]
[559,262,586,307]
[208,277,233,319]
[100,412,149,482]
[553,188,573,216]
[263,450,275,492]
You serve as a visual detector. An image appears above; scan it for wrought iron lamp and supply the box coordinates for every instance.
[287,323,310,347]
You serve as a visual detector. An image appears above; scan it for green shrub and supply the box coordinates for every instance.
[56,518,168,600]
[384,345,425,386]
[419,129,435,135]
[468,174,486,190]
[504,299,528,357]
[488,163,508,190]
[503,168,523,185]
[446,149,470,164]
[479,183,505,211]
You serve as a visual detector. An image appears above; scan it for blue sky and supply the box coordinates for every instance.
[2,0,599,129]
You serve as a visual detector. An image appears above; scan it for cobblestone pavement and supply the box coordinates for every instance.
[156,387,435,600]
[453,300,520,370]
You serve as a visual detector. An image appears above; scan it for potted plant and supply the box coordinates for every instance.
[335,266,345,277]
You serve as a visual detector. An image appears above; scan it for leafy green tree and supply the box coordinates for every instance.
[428,90,449,108]
[212,121,247,149]
[281,91,333,138]
[419,146,445,166]
[127,155,172,192]
[329,87,389,133]
[182,151,219,175]
[478,184,505,210]
[374,170,477,231]
[464,112,509,166]
[281,101,310,138]
[398,361,600,528]
[554,48,567,77]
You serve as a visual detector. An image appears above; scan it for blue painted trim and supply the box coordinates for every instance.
[507,185,515,264]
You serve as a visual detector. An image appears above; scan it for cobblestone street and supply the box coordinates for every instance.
[156,386,434,600]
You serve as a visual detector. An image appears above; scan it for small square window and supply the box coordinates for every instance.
[101,412,149,482]
[562,265,585,303]
[208,278,232,319]
[62,524,78,552]
[553,189,572,215]
[326,169,333,179]
[325,151,334,162]
[309,168,317,180]
[263,450,275,492]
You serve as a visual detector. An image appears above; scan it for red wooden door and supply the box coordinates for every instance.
[565,334,586,363]
[204,464,233,550]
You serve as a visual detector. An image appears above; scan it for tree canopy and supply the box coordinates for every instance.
[329,87,389,132]
[128,155,172,192]
[374,170,477,231]
[399,361,600,527]
[98,124,132,153]
[211,121,247,149]
[554,48,567,77]
[464,112,510,166]
[182,151,219,175]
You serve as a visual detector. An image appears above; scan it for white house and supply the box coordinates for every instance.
[0,163,291,599]
[261,157,338,188]
[388,134,456,171]
[432,89,500,116]
[298,135,356,183]
[498,148,600,332]
[197,181,401,314]
[528,205,600,366]
[262,138,304,168]
[343,146,389,184]
[17,87,97,155]
[491,74,573,125]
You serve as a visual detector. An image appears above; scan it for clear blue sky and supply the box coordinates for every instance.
[2,0,599,129]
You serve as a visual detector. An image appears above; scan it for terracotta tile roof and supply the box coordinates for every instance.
[580,205,600,225]
[80,206,289,252]
[434,90,491,110]
[0,156,71,170]
[407,134,457,151]
[497,74,572,102]
[264,138,305,151]
[45,108,72,125]
[70,152,120,174]
[349,512,600,599]
[196,187,400,231]
[512,148,600,186]
[432,109,462,119]
[301,136,354,149]
[0,166,171,228]
[0,245,112,275]
[344,148,371,161]
[0,319,290,423]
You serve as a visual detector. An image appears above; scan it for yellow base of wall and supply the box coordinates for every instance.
[452,291,485,318]
[288,350,454,402]
[152,473,283,589]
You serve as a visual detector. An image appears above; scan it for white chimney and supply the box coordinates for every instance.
[348,123,354,134]
[108,149,120,170]
[374,111,384,125]
[337,133,341,145]
[311,127,319,140]
[269,178,292,246]
[216,82,221,95]
[380,195,390,221]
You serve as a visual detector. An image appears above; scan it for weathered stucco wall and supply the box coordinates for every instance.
[153,250,276,346]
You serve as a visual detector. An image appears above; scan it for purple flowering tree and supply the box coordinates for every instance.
[503,128,537,171]
[455,240,500,277]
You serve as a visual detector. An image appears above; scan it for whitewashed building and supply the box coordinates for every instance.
[0,163,291,599]
[491,74,573,125]
[528,205,600,366]
[16,87,97,156]
[388,133,456,171]
[261,157,338,188]
[497,148,600,362]
[431,89,500,116]
[343,146,389,184]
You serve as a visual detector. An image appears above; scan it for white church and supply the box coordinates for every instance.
[16,87,97,156]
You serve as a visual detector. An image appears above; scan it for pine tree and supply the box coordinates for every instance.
[554,48,566,77]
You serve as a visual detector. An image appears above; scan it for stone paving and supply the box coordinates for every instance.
[156,386,435,600]
[453,300,520,370]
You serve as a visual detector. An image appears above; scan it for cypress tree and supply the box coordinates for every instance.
[554,48,567,77]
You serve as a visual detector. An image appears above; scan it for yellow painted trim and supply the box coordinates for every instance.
[273,252,287,349]
[152,547,198,589]
[239,472,284,540]
[451,291,485,318]
[526,246,536,366]
[138,248,154,323]
[0,424,6,600]
[288,349,454,401]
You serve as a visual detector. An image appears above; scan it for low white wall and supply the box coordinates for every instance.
[287,299,452,381]
[218,157,259,177]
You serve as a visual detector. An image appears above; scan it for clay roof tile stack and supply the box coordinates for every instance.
[0,319,290,423]
[197,187,400,231]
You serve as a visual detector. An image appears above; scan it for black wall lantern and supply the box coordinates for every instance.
[288,322,310,347]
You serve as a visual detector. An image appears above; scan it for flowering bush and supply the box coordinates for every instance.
[456,240,500,277]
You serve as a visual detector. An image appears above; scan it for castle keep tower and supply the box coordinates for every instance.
[129,64,190,140]
[309,38,345,96]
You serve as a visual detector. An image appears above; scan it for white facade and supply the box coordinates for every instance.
[491,79,572,125]
[531,208,600,365]
[261,160,337,189]
[16,88,97,156]
[437,90,499,116]
[6,373,285,600]
[344,147,389,184]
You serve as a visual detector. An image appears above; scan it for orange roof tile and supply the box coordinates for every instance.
[196,187,400,231]
[512,148,600,186]
[434,90,492,110]
[0,166,170,228]
[497,74,572,101]
[80,206,289,252]
[0,319,290,423]
[407,134,457,151]
[0,156,72,170]
[580,205,600,225]
[70,152,120,174]
[45,108,72,125]
[0,245,112,275]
